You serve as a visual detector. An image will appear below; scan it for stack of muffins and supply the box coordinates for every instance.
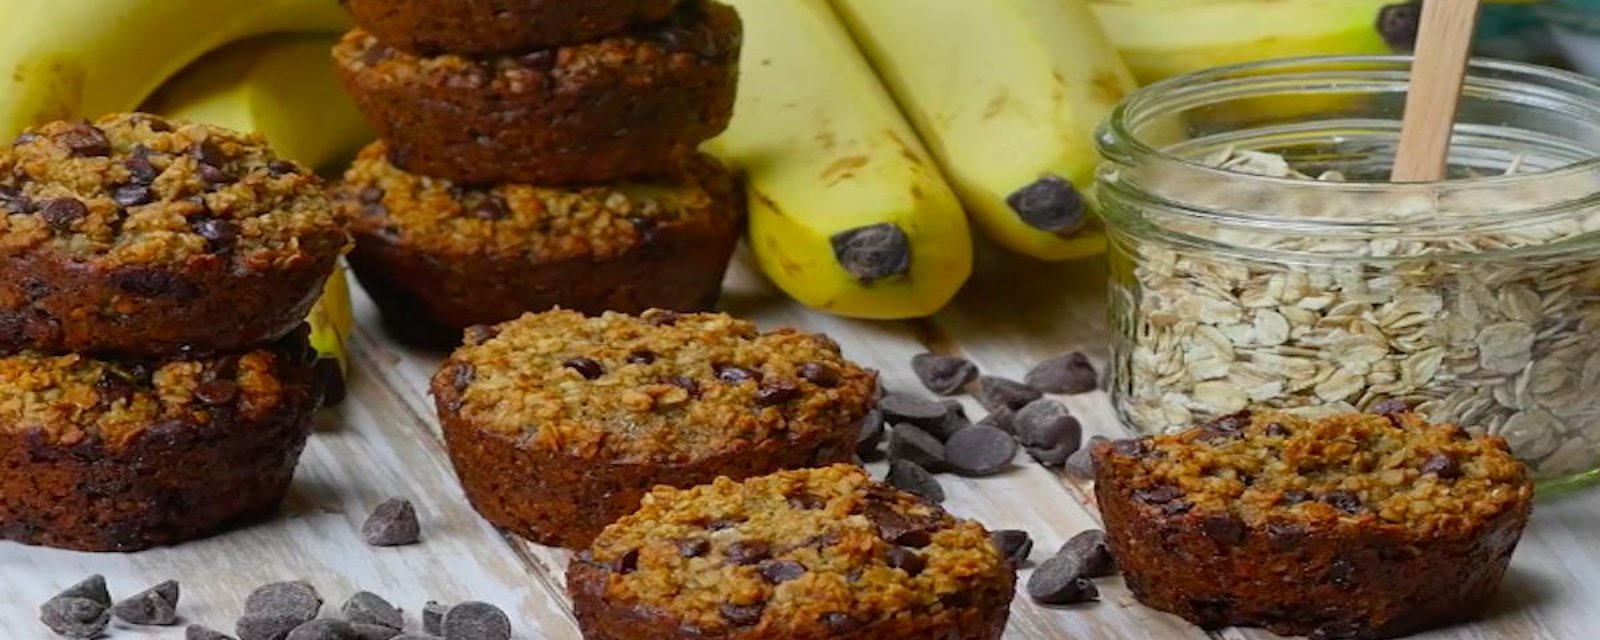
[0,113,347,551]
[331,0,747,348]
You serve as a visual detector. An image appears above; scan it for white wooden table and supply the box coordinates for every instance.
[6,248,1599,639]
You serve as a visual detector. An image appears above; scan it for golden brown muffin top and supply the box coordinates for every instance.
[336,142,739,262]
[436,309,876,461]
[1097,410,1533,536]
[583,465,1011,634]
[0,113,347,269]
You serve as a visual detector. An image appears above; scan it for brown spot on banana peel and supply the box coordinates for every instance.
[821,155,870,185]
[11,55,87,133]
[1090,71,1128,106]
[831,223,911,285]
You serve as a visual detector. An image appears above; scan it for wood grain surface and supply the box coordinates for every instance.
[4,250,1598,639]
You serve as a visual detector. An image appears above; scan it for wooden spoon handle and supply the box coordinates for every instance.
[1391,0,1483,183]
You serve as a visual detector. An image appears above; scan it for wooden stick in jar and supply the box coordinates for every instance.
[1391,0,1483,183]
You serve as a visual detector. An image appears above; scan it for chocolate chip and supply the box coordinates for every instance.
[351,623,404,640]
[113,268,198,299]
[1266,422,1291,438]
[422,601,448,636]
[1329,558,1357,586]
[285,619,354,640]
[975,376,1042,412]
[926,410,972,441]
[1027,442,1073,467]
[1058,529,1115,577]
[269,160,300,176]
[787,491,827,510]
[885,546,927,577]
[666,376,701,397]
[125,151,160,183]
[237,613,304,640]
[862,500,939,547]
[797,362,840,387]
[12,132,39,146]
[452,363,476,393]
[362,497,421,546]
[244,581,322,623]
[911,353,978,395]
[1110,438,1149,458]
[611,549,640,575]
[441,601,511,640]
[830,223,911,284]
[198,163,236,185]
[1016,400,1079,451]
[0,185,29,213]
[195,380,239,405]
[755,382,801,406]
[991,529,1033,569]
[878,392,949,429]
[110,580,179,626]
[887,424,946,470]
[1027,554,1098,605]
[469,195,508,221]
[941,399,967,419]
[1266,522,1305,544]
[1008,176,1086,234]
[54,575,111,607]
[677,538,711,558]
[1064,436,1107,478]
[945,426,1017,476]
[39,198,87,231]
[186,625,235,640]
[1282,490,1313,505]
[626,350,656,365]
[563,357,605,380]
[885,459,945,503]
[1421,453,1462,479]
[61,123,111,157]
[113,183,155,207]
[1321,490,1365,514]
[975,406,1015,435]
[1135,484,1183,505]
[725,540,772,565]
[192,139,230,167]
[40,597,110,638]
[820,613,861,633]
[759,560,807,584]
[1025,352,1098,394]
[856,409,885,459]
[644,309,680,326]
[194,218,240,252]
[1371,398,1411,415]
[342,591,403,630]
[714,363,761,384]
[1201,515,1246,545]
[707,517,744,531]
[1378,0,1422,51]
[719,603,764,627]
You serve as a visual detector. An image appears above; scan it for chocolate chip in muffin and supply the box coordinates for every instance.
[563,357,605,380]
[1321,490,1366,514]
[677,538,712,558]
[887,424,946,471]
[125,147,160,182]
[1025,352,1098,394]
[1008,176,1086,234]
[725,541,773,565]
[194,218,241,253]
[885,546,927,577]
[39,198,88,232]
[945,426,1018,476]
[1421,453,1462,479]
[861,498,940,547]
[611,549,640,574]
[60,122,112,157]
[1027,553,1098,605]
[625,350,657,365]
[797,362,840,387]
[1266,422,1292,438]
[53,575,111,607]
[885,459,945,503]
[991,529,1033,569]
[362,497,421,547]
[1059,529,1116,578]
[878,392,950,430]
[39,596,110,639]
[1202,515,1247,546]
[113,183,156,207]
[755,382,801,406]
[760,560,808,584]
[195,379,240,406]
[975,376,1042,412]
[719,603,765,627]
[911,353,978,396]
[441,601,511,640]
[198,163,237,185]
[830,223,911,285]
[714,363,761,384]
[341,591,403,630]
[111,580,179,626]
[666,376,701,398]
[471,195,509,221]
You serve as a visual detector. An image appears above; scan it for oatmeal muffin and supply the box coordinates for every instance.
[343,0,683,55]
[432,310,876,548]
[0,114,347,357]
[569,465,1015,639]
[1094,410,1534,639]
[333,0,742,185]
[0,326,321,552]
[337,142,744,348]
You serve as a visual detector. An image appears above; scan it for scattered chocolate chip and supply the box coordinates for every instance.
[187,624,236,640]
[878,392,949,429]
[626,350,656,365]
[856,409,885,459]
[755,382,801,406]
[237,613,305,640]
[1064,436,1106,478]
[991,529,1033,569]
[1201,515,1247,545]
[975,406,1015,435]
[885,459,945,503]
[562,357,604,380]
[1024,352,1098,394]
[885,546,927,577]
[1014,399,1081,453]
[422,601,448,636]
[1266,422,1291,438]
[442,601,511,640]
[198,163,236,185]
[1058,529,1116,577]
[285,619,354,640]
[269,160,300,176]
[677,538,711,558]
[40,596,110,639]
[911,353,978,395]
[113,183,155,207]
[39,198,88,231]
[54,575,111,607]
[194,218,240,252]
[611,549,640,575]
[1378,0,1422,51]
[887,424,946,470]
[351,623,403,640]
[342,591,403,630]
[926,411,972,442]
[1027,554,1098,605]
[714,363,762,384]
[245,581,322,623]
[719,603,765,627]
[945,426,1018,476]
[725,541,773,565]
[111,579,179,626]
[61,123,112,157]
[830,223,911,284]
[796,362,840,387]
[1008,176,1086,234]
[362,497,421,546]
[1321,490,1365,514]
[941,399,967,419]
[760,560,808,584]
[1371,398,1411,415]
[1027,442,1074,467]
[975,376,1042,412]
[195,379,239,405]
[1421,453,1462,479]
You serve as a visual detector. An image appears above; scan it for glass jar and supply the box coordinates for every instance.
[1095,56,1600,492]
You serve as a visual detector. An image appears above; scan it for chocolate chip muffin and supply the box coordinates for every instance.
[336,142,744,348]
[343,0,683,55]
[333,0,742,185]
[0,114,348,357]
[0,326,321,552]
[569,465,1015,639]
[431,310,876,549]
[1094,410,1534,639]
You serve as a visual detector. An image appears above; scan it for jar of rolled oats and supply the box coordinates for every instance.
[1096,56,1600,491]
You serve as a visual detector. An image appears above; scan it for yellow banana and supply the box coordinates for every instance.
[709,0,972,320]
[832,0,1136,261]
[142,35,373,173]
[0,0,348,138]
